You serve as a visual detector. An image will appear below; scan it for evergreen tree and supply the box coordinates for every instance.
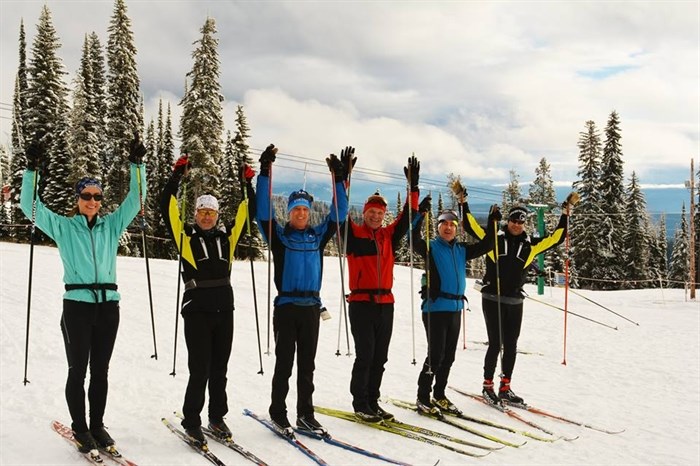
[105,0,141,209]
[668,203,690,288]
[220,132,237,222]
[87,32,108,181]
[623,172,651,289]
[68,35,101,179]
[648,214,668,288]
[694,165,700,288]
[395,191,409,264]
[25,6,72,223]
[9,20,30,238]
[596,110,626,289]
[178,17,224,212]
[529,157,563,274]
[150,101,176,259]
[230,108,262,261]
[44,121,75,215]
[571,120,604,289]
[501,169,522,215]
[0,145,11,238]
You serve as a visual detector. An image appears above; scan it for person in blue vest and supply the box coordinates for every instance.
[252,144,349,436]
[411,199,499,415]
[20,134,146,455]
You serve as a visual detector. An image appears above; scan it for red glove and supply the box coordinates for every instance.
[243,164,255,181]
[173,155,191,175]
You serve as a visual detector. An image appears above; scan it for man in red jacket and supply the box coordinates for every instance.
[343,156,420,422]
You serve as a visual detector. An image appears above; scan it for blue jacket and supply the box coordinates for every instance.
[412,206,495,312]
[20,165,146,303]
[254,175,348,307]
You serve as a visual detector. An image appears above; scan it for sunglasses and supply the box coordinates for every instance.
[509,219,525,225]
[78,193,103,201]
[197,209,218,217]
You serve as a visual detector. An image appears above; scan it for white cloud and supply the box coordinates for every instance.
[1,0,697,191]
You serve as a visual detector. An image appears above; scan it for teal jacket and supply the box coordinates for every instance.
[20,164,146,303]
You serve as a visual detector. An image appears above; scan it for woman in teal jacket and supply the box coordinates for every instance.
[20,136,146,455]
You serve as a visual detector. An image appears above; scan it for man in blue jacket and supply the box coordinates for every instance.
[412,200,499,415]
[252,144,349,436]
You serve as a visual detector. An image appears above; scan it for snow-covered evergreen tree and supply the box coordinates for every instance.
[0,145,11,238]
[395,191,409,264]
[648,213,668,288]
[69,35,101,179]
[106,0,141,209]
[25,6,72,220]
[87,32,108,181]
[529,157,563,274]
[571,120,604,289]
[623,172,651,289]
[10,20,29,238]
[668,203,690,288]
[501,169,522,216]
[178,17,224,211]
[596,110,626,289]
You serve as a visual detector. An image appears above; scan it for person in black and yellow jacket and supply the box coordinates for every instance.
[160,155,255,446]
[461,187,573,406]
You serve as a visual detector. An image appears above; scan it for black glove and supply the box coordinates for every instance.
[173,155,191,177]
[259,144,277,176]
[340,146,357,175]
[418,195,432,214]
[129,132,147,164]
[25,140,43,171]
[404,155,420,191]
[451,179,467,199]
[326,154,345,182]
[488,204,502,222]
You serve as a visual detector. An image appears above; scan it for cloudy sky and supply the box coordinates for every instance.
[0,1,698,203]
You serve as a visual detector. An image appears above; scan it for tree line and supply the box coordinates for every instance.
[0,0,698,291]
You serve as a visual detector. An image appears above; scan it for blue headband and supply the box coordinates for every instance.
[287,190,313,213]
[75,177,103,197]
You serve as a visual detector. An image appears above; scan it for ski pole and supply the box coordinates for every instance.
[494,214,505,376]
[170,181,187,377]
[265,164,273,356]
[242,173,264,375]
[22,168,38,386]
[562,204,570,366]
[330,169,351,357]
[569,289,639,326]
[457,191,467,351]
[336,155,353,357]
[136,165,158,360]
[408,182,416,366]
[525,295,618,330]
[424,207,433,376]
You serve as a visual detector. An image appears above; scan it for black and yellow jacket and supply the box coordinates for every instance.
[160,173,253,315]
[463,203,567,300]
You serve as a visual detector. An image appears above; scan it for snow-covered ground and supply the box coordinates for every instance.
[1,241,698,466]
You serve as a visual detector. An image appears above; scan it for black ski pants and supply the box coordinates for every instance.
[417,311,461,402]
[269,304,320,419]
[181,310,233,429]
[349,302,394,412]
[61,300,120,433]
[482,298,523,381]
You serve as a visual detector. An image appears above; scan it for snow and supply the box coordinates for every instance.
[1,241,699,466]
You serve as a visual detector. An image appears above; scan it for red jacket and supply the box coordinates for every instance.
[344,192,418,303]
